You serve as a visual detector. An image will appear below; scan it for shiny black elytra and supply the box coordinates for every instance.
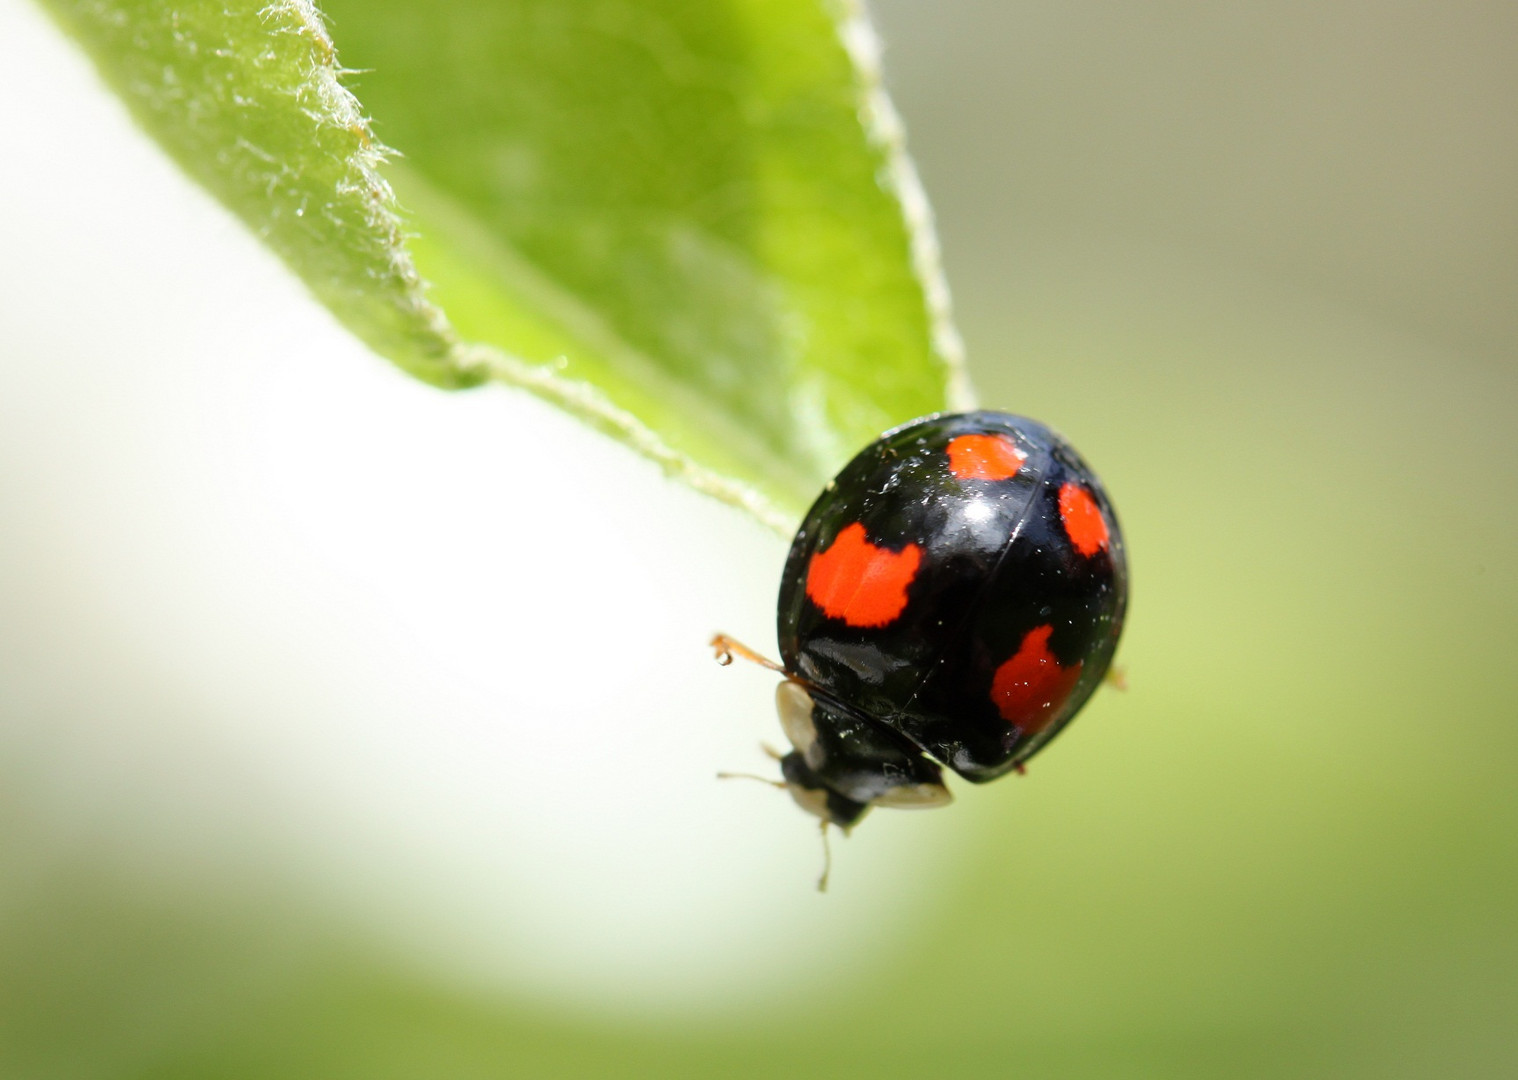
[715,411,1127,838]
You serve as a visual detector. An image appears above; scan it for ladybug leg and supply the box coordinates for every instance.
[710,633,785,673]
[1104,665,1128,691]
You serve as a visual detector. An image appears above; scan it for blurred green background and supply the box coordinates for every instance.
[4,1,1517,1077]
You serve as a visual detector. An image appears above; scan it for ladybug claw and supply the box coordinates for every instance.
[1104,665,1128,691]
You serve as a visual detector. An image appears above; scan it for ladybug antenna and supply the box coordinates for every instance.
[716,771,785,790]
[715,742,788,787]
[714,765,835,892]
[710,633,785,673]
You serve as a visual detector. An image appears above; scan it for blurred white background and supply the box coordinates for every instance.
[0,0,967,1018]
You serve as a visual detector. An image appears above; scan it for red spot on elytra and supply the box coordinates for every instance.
[806,523,921,628]
[1058,482,1110,557]
[946,433,1027,481]
[991,625,1084,736]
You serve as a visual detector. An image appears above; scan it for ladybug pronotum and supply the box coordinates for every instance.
[715,411,1127,876]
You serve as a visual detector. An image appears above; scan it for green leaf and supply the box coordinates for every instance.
[38,0,968,525]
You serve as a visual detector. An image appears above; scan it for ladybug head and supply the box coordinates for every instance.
[775,746,871,829]
[773,680,951,829]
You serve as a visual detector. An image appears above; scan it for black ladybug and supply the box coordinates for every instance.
[715,411,1127,857]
